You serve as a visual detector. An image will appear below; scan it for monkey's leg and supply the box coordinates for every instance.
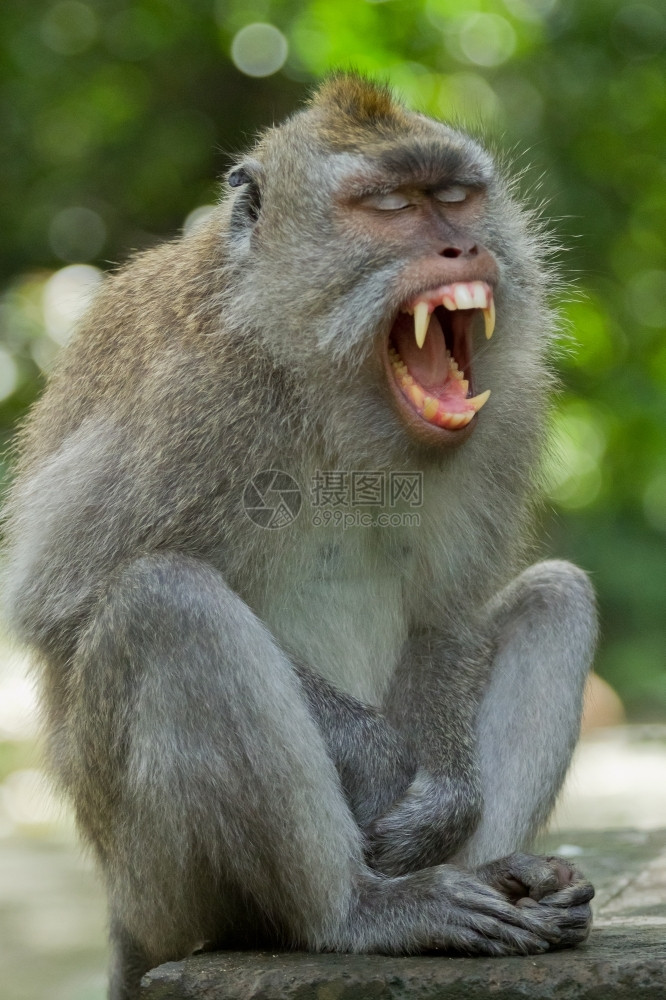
[454,559,597,867]
[71,553,577,998]
[370,560,595,884]
[71,552,366,995]
[451,560,597,949]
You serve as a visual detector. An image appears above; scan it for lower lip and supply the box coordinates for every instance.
[382,339,476,447]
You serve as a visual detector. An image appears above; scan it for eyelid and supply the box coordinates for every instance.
[362,191,411,211]
[433,185,469,204]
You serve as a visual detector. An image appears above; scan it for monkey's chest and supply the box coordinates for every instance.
[254,530,410,705]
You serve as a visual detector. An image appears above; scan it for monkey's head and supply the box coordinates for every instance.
[222,75,553,456]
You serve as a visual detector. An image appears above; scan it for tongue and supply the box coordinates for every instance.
[391,311,473,413]
[392,311,449,389]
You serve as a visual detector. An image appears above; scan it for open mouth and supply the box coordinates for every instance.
[386,281,494,435]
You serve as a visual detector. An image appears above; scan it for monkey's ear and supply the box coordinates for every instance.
[228,167,253,188]
[227,160,263,230]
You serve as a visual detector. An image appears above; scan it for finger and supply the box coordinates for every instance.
[463,912,553,953]
[540,880,595,907]
[537,902,592,930]
[546,920,592,950]
[433,923,550,957]
[462,889,563,944]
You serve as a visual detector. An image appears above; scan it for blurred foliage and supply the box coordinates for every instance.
[0,0,665,716]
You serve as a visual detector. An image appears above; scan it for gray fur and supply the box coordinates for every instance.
[1,76,597,999]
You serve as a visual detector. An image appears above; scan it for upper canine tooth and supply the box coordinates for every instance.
[453,285,474,310]
[483,299,495,340]
[414,301,429,349]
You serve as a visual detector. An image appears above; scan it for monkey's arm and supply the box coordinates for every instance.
[294,664,418,831]
[369,631,490,875]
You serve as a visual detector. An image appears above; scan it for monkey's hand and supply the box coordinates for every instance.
[475,853,594,949]
[366,769,481,877]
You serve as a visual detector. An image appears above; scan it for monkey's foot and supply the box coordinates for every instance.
[475,853,594,949]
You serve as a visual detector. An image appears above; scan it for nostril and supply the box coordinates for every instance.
[440,244,479,259]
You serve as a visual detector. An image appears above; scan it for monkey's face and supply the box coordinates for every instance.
[338,175,499,448]
[223,79,551,455]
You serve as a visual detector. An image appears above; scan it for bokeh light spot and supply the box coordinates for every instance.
[437,72,500,122]
[0,347,19,401]
[503,0,559,22]
[43,264,103,347]
[494,76,544,132]
[545,402,608,509]
[1,769,62,828]
[183,205,217,237]
[49,207,106,263]
[458,14,516,67]
[625,269,666,329]
[231,23,288,77]
[611,4,666,60]
[41,1,97,56]
[643,471,666,533]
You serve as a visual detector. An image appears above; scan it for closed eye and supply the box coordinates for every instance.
[433,185,468,204]
[363,191,412,211]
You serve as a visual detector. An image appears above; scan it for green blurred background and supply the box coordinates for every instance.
[1,0,665,718]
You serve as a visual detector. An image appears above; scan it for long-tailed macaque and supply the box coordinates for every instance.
[2,76,597,999]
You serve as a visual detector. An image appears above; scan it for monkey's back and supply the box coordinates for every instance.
[3,218,297,660]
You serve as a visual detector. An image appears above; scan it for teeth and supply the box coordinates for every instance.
[483,299,495,340]
[422,396,438,420]
[452,285,474,310]
[441,411,474,429]
[414,301,429,349]
[408,383,425,409]
[389,299,492,430]
[409,283,494,340]
[467,389,491,412]
[470,284,487,308]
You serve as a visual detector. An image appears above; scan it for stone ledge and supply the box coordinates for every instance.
[140,829,666,1000]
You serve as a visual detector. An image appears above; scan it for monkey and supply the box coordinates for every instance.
[2,75,597,1000]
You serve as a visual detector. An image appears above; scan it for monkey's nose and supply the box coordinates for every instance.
[439,243,479,259]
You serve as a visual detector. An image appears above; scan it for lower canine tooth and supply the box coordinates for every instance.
[468,389,491,412]
[483,300,495,340]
